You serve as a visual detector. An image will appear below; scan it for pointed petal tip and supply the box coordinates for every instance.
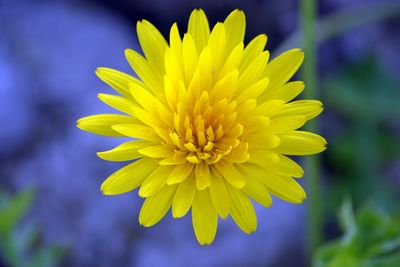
[96,93,107,102]
[124,48,134,58]
[189,8,205,19]
[136,19,148,28]
[138,187,149,198]
[320,135,328,146]
[171,209,183,219]
[194,8,205,13]
[100,180,119,196]
[194,230,216,246]
[219,211,230,220]
[96,151,109,161]
[198,240,213,246]
[94,67,105,76]
[239,222,257,235]
[100,184,112,196]
[138,220,151,228]
[257,34,268,44]
[166,179,178,186]
[76,120,88,131]
[225,8,245,20]
[292,48,304,53]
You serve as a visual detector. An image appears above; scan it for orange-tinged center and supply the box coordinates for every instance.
[169,89,247,165]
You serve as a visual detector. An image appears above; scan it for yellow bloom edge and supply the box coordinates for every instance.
[77,9,327,245]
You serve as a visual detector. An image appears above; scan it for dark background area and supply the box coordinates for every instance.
[1,0,400,266]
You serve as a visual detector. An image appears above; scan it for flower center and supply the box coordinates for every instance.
[169,91,245,165]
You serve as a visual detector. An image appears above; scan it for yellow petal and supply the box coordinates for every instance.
[223,142,249,164]
[188,9,210,53]
[266,175,306,203]
[239,34,267,72]
[139,166,175,197]
[164,47,185,87]
[218,43,244,80]
[263,48,304,91]
[268,115,307,133]
[187,69,203,105]
[167,163,194,184]
[208,22,226,75]
[98,93,136,115]
[261,154,304,178]
[169,22,182,55]
[131,106,157,128]
[192,189,218,245]
[159,153,187,165]
[239,166,272,207]
[247,134,280,150]
[77,114,137,136]
[238,51,269,90]
[226,184,257,234]
[139,185,177,227]
[195,162,211,190]
[130,105,163,129]
[112,124,161,142]
[197,47,213,91]
[254,100,285,116]
[164,75,178,110]
[261,81,304,102]
[125,49,163,94]
[97,140,149,162]
[241,163,305,203]
[236,77,269,104]
[223,9,246,52]
[248,150,279,166]
[211,70,239,102]
[136,20,168,74]
[242,116,270,135]
[128,74,164,110]
[172,178,196,218]
[129,83,171,125]
[138,144,173,158]
[182,33,199,83]
[209,170,230,218]
[101,158,157,195]
[236,99,257,121]
[95,67,141,98]
[214,161,246,188]
[275,131,327,155]
[273,100,323,120]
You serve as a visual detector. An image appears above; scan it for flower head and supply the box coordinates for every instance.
[77,9,327,245]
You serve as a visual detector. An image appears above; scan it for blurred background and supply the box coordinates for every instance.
[1,0,400,266]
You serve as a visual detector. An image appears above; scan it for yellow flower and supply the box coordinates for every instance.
[77,9,327,245]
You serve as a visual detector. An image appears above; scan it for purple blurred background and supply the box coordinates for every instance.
[1,0,400,266]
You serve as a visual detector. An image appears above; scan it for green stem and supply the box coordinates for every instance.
[276,0,400,56]
[301,0,322,261]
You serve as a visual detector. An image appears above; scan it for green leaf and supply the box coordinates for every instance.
[314,199,400,267]
[338,197,356,240]
[30,246,65,267]
[0,188,35,235]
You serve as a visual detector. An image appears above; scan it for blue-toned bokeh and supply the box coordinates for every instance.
[1,0,400,266]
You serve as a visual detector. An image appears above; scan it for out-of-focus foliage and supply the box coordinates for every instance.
[324,59,400,209]
[0,189,64,267]
[314,199,400,267]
